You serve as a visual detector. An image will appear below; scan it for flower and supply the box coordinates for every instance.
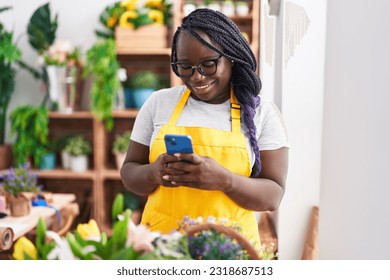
[96,0,173,38]
[39,40,83,67]
[0,162,42,197]
[12,236,37,260]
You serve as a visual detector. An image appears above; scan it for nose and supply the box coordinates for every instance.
[190,66,204,82]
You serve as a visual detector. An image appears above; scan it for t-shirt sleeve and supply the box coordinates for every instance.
[130,93,156,147]
[258,100,290,151]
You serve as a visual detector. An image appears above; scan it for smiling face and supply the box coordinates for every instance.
[175,30,233,104]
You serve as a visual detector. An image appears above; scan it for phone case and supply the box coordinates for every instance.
[164,134,193,154]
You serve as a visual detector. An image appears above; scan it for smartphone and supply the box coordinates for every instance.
[164,134,193,154]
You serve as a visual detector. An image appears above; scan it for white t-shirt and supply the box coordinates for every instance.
[131,85,289,167]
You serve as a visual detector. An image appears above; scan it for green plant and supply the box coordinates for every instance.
[112,131,131,154]
[0,163,42,197]
[64,136,92,156]
[84,39,120,131]
[127,71,161,89]
[9,105,49,167]
[0,7,22,145]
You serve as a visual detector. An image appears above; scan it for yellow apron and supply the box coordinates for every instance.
[142,88,261,247]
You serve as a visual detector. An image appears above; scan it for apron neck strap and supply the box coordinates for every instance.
[230,87,241,133]
[168,87,241,133]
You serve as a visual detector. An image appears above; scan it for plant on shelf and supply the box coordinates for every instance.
[63,135,92,173]
[112,131,131,169]
[127,70,161,90]
[125,71,160,108]
[64,135,92,157]
[95,0,173,38]
[84,39,120,131]
[9,105,49,168]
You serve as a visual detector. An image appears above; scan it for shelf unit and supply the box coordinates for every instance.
[36,0,260,233]
[36,110,139,232]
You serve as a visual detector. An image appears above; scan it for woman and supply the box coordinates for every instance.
[120,9,289,248]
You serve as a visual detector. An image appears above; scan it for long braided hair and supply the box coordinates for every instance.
[171,8,262,177]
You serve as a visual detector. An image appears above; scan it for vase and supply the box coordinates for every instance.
[46,65,81,113]
[61,151,71,169]
[8,194,32,217]
[132,88,154,109]
[39,152,56,170]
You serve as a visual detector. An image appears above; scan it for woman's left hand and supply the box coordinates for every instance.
[161,153,231,191]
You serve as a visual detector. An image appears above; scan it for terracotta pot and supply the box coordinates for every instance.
[0,144,12,170]
[8,194,32,217]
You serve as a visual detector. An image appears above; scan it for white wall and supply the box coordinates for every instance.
[260,0,327,259]
[319,0,390,259]
[1,0,114,143]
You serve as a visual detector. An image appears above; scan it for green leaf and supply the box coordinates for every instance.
[27,2,58,54]
[112,193,124,222]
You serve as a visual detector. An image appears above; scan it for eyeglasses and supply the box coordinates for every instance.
[171,54,223,78]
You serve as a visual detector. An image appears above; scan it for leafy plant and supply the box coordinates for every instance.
[9,105,49,167]
[27,2,58,55]
[64,135,92,156]
[84,39,120,131]
[112,131,131,154]
[0,163,42,197]
[0,6,22,145]
[127,71,161,89]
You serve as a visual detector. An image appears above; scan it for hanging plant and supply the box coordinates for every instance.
[84,39,120,131]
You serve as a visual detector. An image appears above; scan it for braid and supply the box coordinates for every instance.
[171,9,262,177]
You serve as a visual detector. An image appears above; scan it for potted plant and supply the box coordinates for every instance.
[9,105,49,168]
[0,6,22,170]
[63,135,92,173]
[0,163,42,216]
[112,131,131,169]
[126,71,161,109]
[54,134,74,169]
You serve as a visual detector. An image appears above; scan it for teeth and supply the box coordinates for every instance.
[194,84,211,90]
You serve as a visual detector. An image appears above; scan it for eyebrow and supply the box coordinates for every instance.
[175,54,222,64]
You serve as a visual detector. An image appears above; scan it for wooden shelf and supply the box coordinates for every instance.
[34,169,96,180]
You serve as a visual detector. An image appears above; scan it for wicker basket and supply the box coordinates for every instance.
[185,223,261,260]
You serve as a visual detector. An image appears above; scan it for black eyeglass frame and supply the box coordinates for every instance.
[171,54,223,78]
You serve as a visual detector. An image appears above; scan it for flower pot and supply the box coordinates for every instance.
[0,144,12,170]
[133,88,154,109]
[115,25,169,52]
[8,194,31,217]
[61,151,71,169]
[114,152,126,170]
[123,88,135,108]
[70,155,88,173]
[39,152,56,170]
